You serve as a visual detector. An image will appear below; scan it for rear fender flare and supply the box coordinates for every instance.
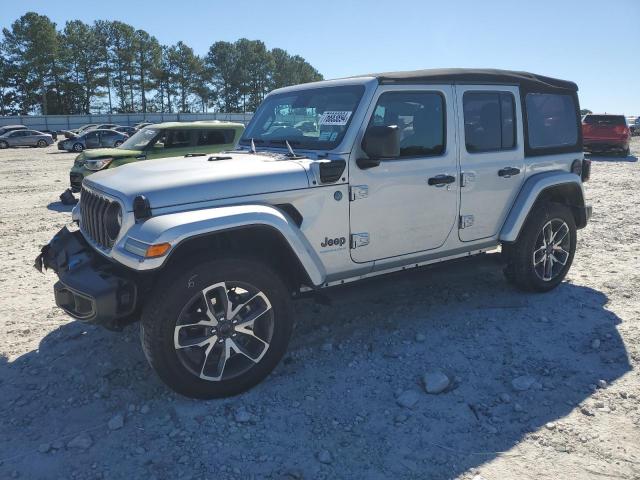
[500,171,586,243]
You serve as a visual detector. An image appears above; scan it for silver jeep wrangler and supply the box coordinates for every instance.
[37,69,592,398]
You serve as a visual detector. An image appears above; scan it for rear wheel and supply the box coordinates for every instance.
[503,202,576,292]
[72,143,83,152]
[37,139,47,148]
[140,258,293,398]
[0,141,8,149]
[114,140,123,147]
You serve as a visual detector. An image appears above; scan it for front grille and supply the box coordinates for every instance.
[80,187,118,250]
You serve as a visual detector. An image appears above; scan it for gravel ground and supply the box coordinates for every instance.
[0,139,639,480]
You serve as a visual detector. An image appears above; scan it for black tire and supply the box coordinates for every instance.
[72,143,84,152]
[503,202,577,292]
[0,141,8,149]
[140,257,293,399]
[37,139,47,148]
[114,141,123,147]
[622,147,630,157]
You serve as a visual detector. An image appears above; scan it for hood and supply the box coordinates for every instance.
[78,148,140,160]
[84,153,310,211]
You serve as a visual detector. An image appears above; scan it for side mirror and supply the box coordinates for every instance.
[359,125,400,169]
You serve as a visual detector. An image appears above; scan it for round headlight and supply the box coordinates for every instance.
[105,202,122,244]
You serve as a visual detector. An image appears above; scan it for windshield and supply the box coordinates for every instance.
[240,85,365,150]
[118,128,159,150]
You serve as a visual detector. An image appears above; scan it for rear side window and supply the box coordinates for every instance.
[463,92,516,153]
[160,129,191,149]
[196,129,236,146]
[525,93,578,149]
[583,115,626,126]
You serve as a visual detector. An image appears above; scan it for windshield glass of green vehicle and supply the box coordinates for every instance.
[240,85,365,150]
[118,128,159,150]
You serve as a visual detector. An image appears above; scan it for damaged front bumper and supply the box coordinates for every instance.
[35,227,139,330]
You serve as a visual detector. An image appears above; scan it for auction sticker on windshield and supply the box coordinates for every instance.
[319,111,352,125]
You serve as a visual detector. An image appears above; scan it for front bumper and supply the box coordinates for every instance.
[584,140,629,152]
[35,227,139,330]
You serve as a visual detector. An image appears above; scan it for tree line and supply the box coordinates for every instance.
[0,12,323,116]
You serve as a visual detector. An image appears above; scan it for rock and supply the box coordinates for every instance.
[396,390,421,409]
[38,443,51,453]
[580,406,595,417]
[108,414,124,431]
[415,333,426,342]
[545,422,556,430]
[67,433,93,450]
[422,371,450,394]
[594,400,605,409]
[591,338,601,350]
[234,408,251,423]
[511,375,536,391]
[597,379,607,389]
[316,449,333,464]
[500,393,512,404]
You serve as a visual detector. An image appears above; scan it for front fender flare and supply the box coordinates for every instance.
[111,204,326,286]
[500,171,586,243]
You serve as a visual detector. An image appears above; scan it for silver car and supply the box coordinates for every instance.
[0,129,54,148]
[58,129,128,152]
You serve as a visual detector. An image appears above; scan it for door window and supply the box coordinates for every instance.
[149,129,192,149]
[369,91,445,158]
[463,92,516,153]
[196,129,236,146]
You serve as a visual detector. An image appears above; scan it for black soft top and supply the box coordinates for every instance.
[354,68,577,92]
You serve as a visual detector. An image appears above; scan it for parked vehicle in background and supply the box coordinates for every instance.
[630,117,640,136]
[64,124,97,139]
[58,129,128,153]
[114,126,136,137]
[134,122,154,130]
[68,121,245,191]
[582,114,630,155]
[41,130,58,141]
[37,69,592,398]
[0,124,27,136]
[0,129,54,148]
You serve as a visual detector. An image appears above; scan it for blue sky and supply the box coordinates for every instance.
[2,0,639,113]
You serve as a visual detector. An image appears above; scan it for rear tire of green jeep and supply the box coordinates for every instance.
[140,258,293,399]
[503,202,576,292]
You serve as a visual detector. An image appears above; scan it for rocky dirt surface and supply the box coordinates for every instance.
[0,139,639,480]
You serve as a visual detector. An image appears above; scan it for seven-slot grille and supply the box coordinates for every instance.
[80,186,118,249]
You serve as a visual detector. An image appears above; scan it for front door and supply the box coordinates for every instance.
[456,86,525,241]
[349,86,458,263]
[84,131,100,149]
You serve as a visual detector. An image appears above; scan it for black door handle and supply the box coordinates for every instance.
[428,174,456,186]
[498,167,521,177]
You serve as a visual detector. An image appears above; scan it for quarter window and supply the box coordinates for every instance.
[463,92,516,153]
[370,91,445,158]
[525,93,578,149]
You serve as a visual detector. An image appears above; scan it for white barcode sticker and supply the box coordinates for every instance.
[318,111,352,126]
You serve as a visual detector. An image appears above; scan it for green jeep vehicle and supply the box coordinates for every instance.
[69,121,244,192]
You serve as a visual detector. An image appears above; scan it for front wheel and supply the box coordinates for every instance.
[72,143,83,152]
[503,202,577,292]
[0,141,8,149]
[140,258,293,399]
[37,139,47,148]
[114,141,123,147]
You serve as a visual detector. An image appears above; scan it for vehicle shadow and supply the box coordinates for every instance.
[47,201,75,212]
[0,254,630,479]
[586,152,638,162]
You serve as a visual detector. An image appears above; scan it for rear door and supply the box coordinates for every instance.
[456,85,525,241]
[192,128,237,153]
[349,86,458,263]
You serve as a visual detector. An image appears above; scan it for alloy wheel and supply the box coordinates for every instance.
[173,281,274,382]
[532,219,571,281]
